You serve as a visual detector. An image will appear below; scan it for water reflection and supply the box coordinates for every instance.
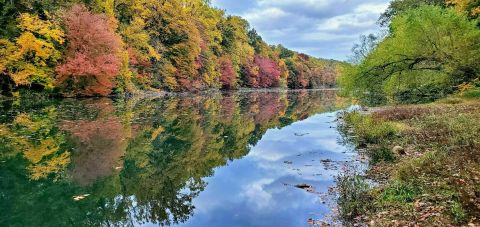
[0,90,350,226]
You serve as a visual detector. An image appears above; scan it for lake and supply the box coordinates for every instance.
[0,90,360,226]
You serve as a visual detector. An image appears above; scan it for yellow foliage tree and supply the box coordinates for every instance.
[0,13,64,90]
[447,0,480,16]
[120,17,161,62]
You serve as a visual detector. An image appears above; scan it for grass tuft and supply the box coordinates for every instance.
[336,169,372,224]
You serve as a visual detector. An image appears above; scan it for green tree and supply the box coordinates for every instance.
[379,0,446,26]
[343,6,480,104]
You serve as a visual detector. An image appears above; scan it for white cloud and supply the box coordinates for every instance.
[241,179,275,210]
[212,0,391,60]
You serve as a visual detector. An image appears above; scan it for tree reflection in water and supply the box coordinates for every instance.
[0,90,337,226]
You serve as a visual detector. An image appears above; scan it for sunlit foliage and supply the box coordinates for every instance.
[255,55,281,88]
[0,13,64,91]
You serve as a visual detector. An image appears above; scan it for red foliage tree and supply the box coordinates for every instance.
[255,55,281,88]
[56,5,122,96]
[218,56,236,90]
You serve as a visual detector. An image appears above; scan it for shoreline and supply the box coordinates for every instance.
[0,88,339,101]
[337,96,480,226]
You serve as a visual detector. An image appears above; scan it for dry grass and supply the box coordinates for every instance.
[338,99,480,226]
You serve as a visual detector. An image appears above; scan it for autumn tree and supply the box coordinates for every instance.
[219,56,236,89]
[255,55,281,88]
[0,0,341,95]
[56,4,122,96]
[248,29,270,56]
[447,0,480,17]
[241,61,260,88]
[220,16,255,81]
[140,0,202,91]
[0,0,70,38]
[182,0,224,88]
[0,13,64,92]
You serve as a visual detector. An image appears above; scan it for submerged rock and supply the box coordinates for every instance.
[294,184,316,193]
[294,132,310,137]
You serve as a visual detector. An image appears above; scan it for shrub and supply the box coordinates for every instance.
[336,170,372,223]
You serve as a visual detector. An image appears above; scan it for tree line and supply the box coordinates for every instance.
[0,0,341,97]
[340,0,480,105]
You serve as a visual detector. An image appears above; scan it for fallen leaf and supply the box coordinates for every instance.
[73,194,90,201]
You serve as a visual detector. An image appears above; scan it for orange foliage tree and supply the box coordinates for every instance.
[56,4,122,96]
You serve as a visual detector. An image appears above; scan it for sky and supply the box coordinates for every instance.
[211,0,391,61]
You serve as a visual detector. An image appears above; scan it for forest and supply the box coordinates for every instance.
[340,0,480,105]
[0,0,340,97]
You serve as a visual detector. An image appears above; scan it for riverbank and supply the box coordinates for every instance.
[0,88,339,101]
[337,95,480,226]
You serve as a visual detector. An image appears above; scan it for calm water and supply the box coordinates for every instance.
[0,90,358,227]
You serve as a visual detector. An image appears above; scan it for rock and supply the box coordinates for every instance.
[294,132,310,137]
[295,183,312,189]
[392,146,405,155]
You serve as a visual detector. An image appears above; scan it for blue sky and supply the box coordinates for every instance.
[211,0,391,60]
